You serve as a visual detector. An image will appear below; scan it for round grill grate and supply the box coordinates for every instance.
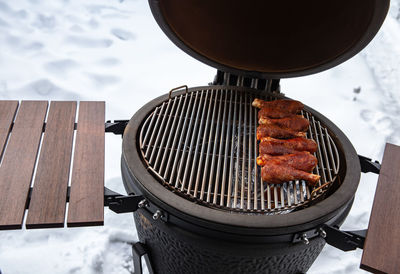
[139,88,340,214]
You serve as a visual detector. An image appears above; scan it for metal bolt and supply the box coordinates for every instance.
[152,210,163,220]
[301,233,310,245]
[319,228,327,238]
[138,199,148,208]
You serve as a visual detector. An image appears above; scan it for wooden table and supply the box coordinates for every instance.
[0,100,105,229]
[361,143,400,274]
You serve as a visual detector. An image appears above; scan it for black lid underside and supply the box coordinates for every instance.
[149,0,389,79]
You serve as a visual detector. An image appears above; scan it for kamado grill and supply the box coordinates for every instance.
[0,1,397,273]
[119,1,393,273]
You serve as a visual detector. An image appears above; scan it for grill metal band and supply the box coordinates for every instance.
[139,88,340,214]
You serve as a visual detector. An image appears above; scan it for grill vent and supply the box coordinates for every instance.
[139,88,339,213]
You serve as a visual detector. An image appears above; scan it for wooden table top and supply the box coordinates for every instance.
[0,100,105,229]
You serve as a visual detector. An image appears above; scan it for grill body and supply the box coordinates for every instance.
[122,86,360,273]
[134,209,330,274]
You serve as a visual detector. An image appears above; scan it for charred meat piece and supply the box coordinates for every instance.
[261,163,320,186]
[256,151,317,172]
[256,124,306,140]
[259,137,317,155]
[252,98,304,110]
[259,115,310,132]
[258,106,299,119]
[254,99,304,119]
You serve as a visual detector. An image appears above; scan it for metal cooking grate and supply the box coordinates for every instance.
[139,88,340,214]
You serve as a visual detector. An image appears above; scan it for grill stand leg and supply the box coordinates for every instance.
[132,242,155,274]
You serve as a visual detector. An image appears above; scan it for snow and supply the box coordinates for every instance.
[0,0,398,273]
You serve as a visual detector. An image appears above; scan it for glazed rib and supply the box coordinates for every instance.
[259,115,309,132]
[256,124,306,140]
[261,163,320,186]
[259,137,317,155]
[256,151,317,172]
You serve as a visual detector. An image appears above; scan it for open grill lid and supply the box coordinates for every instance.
[149,0,389,79]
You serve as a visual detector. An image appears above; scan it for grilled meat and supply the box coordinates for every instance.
[259,137,317,155]
[259,115,309,132]
[258,106,298,119]
[252,98,303,111]
[254,99,304,119]
[256,124,306,140]
[253,98,319,185]
[256,151,317,172]
[261,163,320,186]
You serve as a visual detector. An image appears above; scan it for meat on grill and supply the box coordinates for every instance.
[256,151,317,172]
[261,163,320,185]
[259,137,317,155]
[254,99,304,119]
[258,106,299,119]
[252,98,303,111]
[259,115,310,132]
[256,124,306,140]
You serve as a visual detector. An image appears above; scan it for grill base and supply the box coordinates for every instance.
[134,210,326,274]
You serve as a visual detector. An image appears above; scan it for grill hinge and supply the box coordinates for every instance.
[359,155,381,174]
[322,224,367,251]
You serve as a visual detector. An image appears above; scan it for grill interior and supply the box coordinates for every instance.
[139,88,340,214]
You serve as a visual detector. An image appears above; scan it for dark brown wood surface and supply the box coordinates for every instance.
[361,143,400,274]
[0,101,48,229]
[67,101,105,227]
[26,102,77,229]
[0,101,19,157]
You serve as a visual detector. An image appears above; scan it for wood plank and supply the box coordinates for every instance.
[0,101,48,230]
[26,101,77,229]
[361,143,400,274]
[0,101,19,157]
[67,101,105,227]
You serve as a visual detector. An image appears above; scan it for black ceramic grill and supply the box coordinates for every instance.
[139,87,340,214]
[120,1,390,273]
[122,84,360,274]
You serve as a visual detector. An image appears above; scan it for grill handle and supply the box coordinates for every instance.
[132,242,155,274]
[169,85,188,99]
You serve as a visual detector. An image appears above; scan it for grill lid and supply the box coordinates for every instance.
[149,0,389,79]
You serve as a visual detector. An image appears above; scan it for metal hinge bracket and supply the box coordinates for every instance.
[105,120,129,136]
[322,224,367,251]
[104,187,145,214]
[359,155,381,174]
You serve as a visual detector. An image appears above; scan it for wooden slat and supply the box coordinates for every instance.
[26,102,77,229]
[67,101,105,227]
[0,101,48,230]
[0,101,19,157]
[361,143,400,274]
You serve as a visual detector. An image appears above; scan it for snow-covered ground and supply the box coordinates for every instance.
[0,1,398,273]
